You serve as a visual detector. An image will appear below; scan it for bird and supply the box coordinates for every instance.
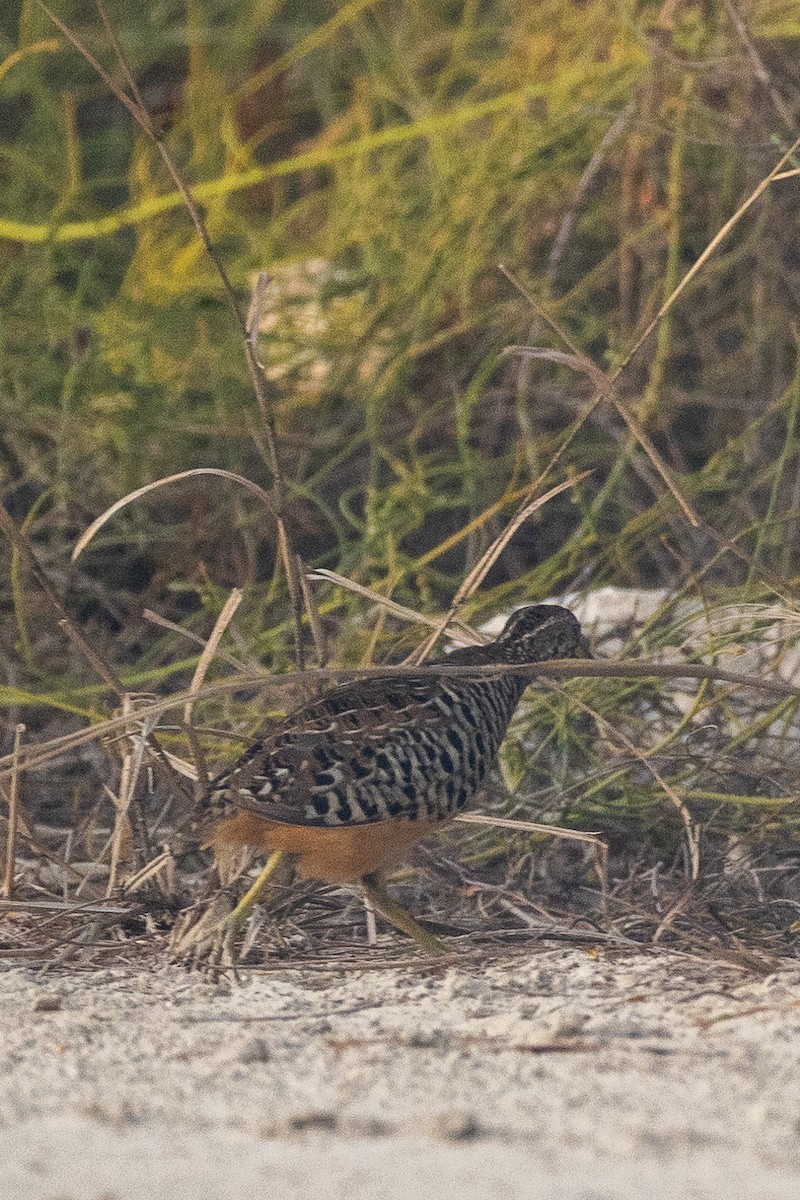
[173,603,588,963]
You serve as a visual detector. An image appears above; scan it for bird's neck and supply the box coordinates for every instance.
[444,649,532,737]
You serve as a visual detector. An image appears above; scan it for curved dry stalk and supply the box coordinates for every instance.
[71,469,275,561]
[183,589,243,725]
[500,265,700,529]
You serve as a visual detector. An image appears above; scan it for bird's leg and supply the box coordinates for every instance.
[361,873,447,955]
[170,850,294,973]
[226,849,290,931]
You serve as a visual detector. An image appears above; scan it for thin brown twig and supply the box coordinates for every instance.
[247,272,272,357]
[454,811,602,844]
[106,696,154,896]
[299,558,328,665]
[0,898,130,914]
[588,703,701,882]
[276,519,306,668]
[548,104,633,278]
[0,503,123,693]
[2,724,25,899]
[456,812,611,912]
[651,885,696,946]
[60,619,193,809]
[93,0,150,118]
[181,588,244,795]
[3,655,799,785]
[246,272,308,664]
[58,618,122,692]
[121,848,177,897]
[307,570,483,644]
[0,501,192,809]
[142,609,248,672]
[619,131,800,374]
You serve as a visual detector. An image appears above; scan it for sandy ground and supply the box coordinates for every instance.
[1,946,799,1200]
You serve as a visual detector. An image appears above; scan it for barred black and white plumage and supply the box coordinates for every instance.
[208,604,588,831]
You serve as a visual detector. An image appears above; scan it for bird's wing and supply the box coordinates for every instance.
[209,674,455,827]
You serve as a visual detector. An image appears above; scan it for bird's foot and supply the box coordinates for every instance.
[168,851,291,978]
[167,891,247,980]
[361,875,449,955]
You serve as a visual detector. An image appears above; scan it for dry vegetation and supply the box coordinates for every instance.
[1,0,800,969]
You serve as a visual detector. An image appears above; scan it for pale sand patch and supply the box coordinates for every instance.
[1,948,798,1200]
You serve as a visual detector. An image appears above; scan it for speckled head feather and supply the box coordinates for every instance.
[448,603,589,666]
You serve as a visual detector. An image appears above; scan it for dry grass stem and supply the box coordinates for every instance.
[160,751,201,780]
[457,812,609,906]
[183,589,243,725]
[592,709,701,882]
[621,131,800,372]
[2,723,25,899]
[142,609,248,672]
[246,271,272,355]
[71,469,275,562]
[276,518,307,668]
[307,570,483,644]
[0,898,130,915]
[298,560,328,664]
[180,587,244,795]
[0,506,192,807]
[651,887,695,947]
[121,849,177,897]
[548,103,633,276]
[722,0,796,135]
[106,697,151,896]
[454,811,602,845]
[0,502,124,693]
[58,617,122,693]
[41,0,306,664]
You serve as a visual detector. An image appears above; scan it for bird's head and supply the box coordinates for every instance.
[485,603,589,664]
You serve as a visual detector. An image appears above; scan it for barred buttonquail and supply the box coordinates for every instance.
[181,603,588,959]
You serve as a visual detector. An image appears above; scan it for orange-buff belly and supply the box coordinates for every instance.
[209,811,445,884]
